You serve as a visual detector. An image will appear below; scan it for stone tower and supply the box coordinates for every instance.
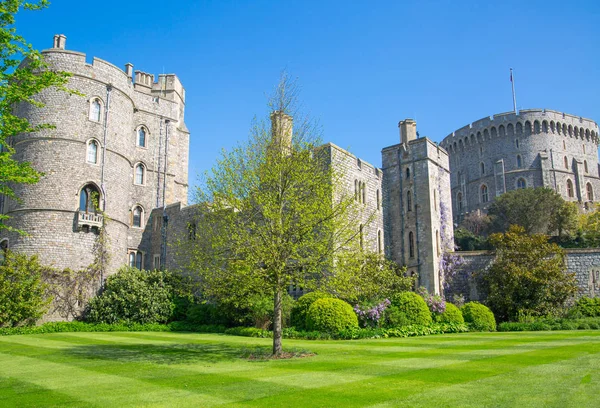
[382,119,453,295]
[0,35,190,275]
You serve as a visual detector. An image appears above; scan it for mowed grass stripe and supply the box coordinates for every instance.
[368,352,600,408]
[0,331,598,407]
[0,351,235,407]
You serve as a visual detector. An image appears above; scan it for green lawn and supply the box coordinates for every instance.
[0,331,599,407]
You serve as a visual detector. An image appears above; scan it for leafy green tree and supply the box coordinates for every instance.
[488,187,577,236]
[326,252,413,304]
[481,225,577,322]
[0,251,51,326]
[181,75,367,355]
[0,0,70,230]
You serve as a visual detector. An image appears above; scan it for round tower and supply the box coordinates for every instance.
[1,35,190,275]
[440,109,600,222]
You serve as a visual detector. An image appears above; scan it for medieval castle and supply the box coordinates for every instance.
[2,36,600,299]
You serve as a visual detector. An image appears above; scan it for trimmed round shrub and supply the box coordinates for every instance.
[291,291,333,330]
[434,302,464,324]
[305,298,358,333]
[385,292,432,328]
[461,302,496,331]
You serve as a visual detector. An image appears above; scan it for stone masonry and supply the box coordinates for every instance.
[440,110,600,223]
[382,119,453,295]
[0,35,189,275]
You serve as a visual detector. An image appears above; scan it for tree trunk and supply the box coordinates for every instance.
[272,286,283,356]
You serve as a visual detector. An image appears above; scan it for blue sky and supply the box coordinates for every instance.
[18,0,600,199]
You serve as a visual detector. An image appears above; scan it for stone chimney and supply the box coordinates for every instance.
[270,111,293,153]
[399,119,417,144]
[125,63,134,79]
[53,34,67,50]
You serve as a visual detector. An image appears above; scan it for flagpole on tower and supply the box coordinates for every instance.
[510,68,518,114]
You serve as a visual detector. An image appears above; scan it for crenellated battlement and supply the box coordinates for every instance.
[39,34,186,110]
[441,109,600,153]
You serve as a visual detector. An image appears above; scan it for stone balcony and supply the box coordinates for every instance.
[76,210,103,230]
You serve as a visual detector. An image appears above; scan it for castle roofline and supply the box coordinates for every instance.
[443,108,599,143]
[318,142,382,172]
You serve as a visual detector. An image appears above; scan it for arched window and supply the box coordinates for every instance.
[132,205,143,228]
[567,179,574,198]
[129,250,143,269]
[480,184,489,203]
[79,184,100,213]
[516,155,522,168]
[499,125,506,137]
[377,230,382,254]
[137,127,147,147]
[0,239,7,264]
[480,162,485,175]
[406,167,410,179]
[89,98,101,122]
[517,178,526,189]
[87,140,98,164]
[564,156,569,169]
[362,182,366,204]
[557,122,562,134]
[406,190,412,212]
[409,231,415,258]
[359,224,364,250]
[457,192,463,211]
[587,183,594,201]
[516,122,523,135]
[135,163,145,185]
[585,160,589,173]
[542,121,548,133]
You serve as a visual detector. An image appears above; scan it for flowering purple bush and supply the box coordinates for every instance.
[354,299,391,328]
[417,287,446,314]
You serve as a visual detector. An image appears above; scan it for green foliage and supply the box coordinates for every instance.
[224,326,272,338]
[305,298,358,333]
[454,228,490,251]
[186,303,229,326]
[385,292,432,328]
[481,225,577,322]
[327,252,413,304]
[498,316,600,332]
[245,293,294,329]
[179,74,368,355]
[0,1,71,231]
[487,187,577,236]
[0,251,51,326]
[571,297,600,318]
[461,302,496,331]
[433,302,464,324]
[0,321,226,336]
[290,291,333,330]
[85,267,177,324]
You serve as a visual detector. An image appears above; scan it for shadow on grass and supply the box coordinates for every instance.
[62,343,266,365]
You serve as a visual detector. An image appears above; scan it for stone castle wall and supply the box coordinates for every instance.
[440,110,600,222]
[0,36,189,274]
[446,249,600,301]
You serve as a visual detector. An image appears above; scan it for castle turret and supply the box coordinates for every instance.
[383,119,453,295]
[399,119,417,144]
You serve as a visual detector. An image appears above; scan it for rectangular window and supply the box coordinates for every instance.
[153,254,161,269]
